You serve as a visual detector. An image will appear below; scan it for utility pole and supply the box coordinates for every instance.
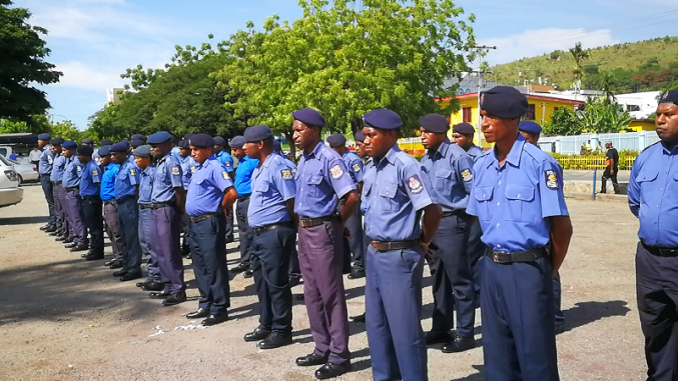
[472,45,496,149]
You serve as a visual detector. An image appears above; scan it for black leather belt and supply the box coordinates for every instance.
[103,199,117,206]
[139,202,175,210]
[238,194,251,201]
[298,214,337,228]
[65,186,79,193]
[52,180,63,186]
[641,241,678,257]
[189,212,221,223]
[442,209,466,217]
[252,221,294,235]
[486,247,547,264]
[370,239,419,251]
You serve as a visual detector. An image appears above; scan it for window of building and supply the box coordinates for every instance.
[462,107,472,123]
[524,104,536,120]
[554,107,559,111]
[627,104,641,112]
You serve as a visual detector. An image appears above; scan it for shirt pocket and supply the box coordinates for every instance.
[637,171,659,205]
[504,185,535,223]
[306,174,324,197]
[434,169,453,191]
[473,186,494,220]
[253,181,271,206]
[378,183,399,211]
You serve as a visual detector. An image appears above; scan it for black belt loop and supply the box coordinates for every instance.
[252,221,294,235]
[641,240,678,257]
[485,247,547,264]
[298,214,337,228]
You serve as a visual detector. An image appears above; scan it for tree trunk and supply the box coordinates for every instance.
[282,129,296,163]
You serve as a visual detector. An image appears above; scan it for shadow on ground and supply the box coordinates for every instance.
[562,300,631,333]
[0,215,49,226]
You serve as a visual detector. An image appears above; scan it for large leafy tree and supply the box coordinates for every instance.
[569,42,590,94]
[0,0,62,120]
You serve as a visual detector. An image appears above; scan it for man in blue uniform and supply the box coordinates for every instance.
[183,134,237,325]
[519,120,567,335]
[49,138,68,240]
[178,138,195,257]
[77,145,104,260]
[81,138,101,165]
[419,113,477,353]
[38,133,57,232]
[214,136,236,243]
[111,142,143,280]
[229,135,259,277]
[61,141,89,252]
[467,86,572,380]
[327,133,366,279]
[273,140,302,286]
[242,126,297,348]
[453,123,484,162]
[99,146,125,268]
[292,108,359,380]
[361,109,442,381]
[147,131,187,306]
[628,90,678,381]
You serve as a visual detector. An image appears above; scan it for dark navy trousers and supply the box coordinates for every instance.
[117,196,142,275]
[40,174,56,225]
[81,195,104,254]
[235,196,253,267]
[481,255,559,381]
[554,272,564,324]
[365,246,427,381]
[467,219,484,296]
[190,215,229,316]
[430,214,475,337]
[344,206,366,270]
[636,241,678,381]
[251,225,295,334]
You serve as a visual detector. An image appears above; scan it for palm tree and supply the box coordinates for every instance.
[569,42,590,94]
[598,72,617,105]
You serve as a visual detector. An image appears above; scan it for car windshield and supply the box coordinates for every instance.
[0,155,12,166]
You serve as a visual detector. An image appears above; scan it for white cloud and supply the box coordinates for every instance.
[480,28,618,65]
[54,61,125,91]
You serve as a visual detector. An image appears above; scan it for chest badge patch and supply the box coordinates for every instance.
[352,163,361,172]
[461,169,473,182]
[222,171,229,180]
[171,166,180,175]
[408,174,424,194]
[545,170,559,189]
[281,169,293,180]
[330,164,344,179]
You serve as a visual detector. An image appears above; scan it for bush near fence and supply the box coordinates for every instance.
[550,151,638,170]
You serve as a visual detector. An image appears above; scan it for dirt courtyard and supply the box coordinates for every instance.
[0,186,647,381]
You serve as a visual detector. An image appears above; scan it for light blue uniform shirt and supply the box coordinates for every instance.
[342,150,364,185]
[628,141,678,247]
[62,155,83,188]
[216,150,234,173]
[100,163,119,201]
[79,160,101,197]
[115,160,140,200]
[151,153,183,203]
[295,142,356,218]
[138,166,155,204]
[467,134,568,252]
[180,155,196,189]
[234,156,259,197]
[50,154,67,183]
[421,139,474,212]
[185,156,233,216]
[467,145,484,163]
[360,158,374,214]
[39,145,53,175]
[249,154,297,228]
[363,145,434,242]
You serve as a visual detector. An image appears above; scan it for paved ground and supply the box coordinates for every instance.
[0,185,647,381]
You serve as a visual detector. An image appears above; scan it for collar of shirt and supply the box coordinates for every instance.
[486,134,525,169]
[661,141,678,155]
[195,155,217,169]
[375,144,401,167]
[427,139,452,160]
[303,141,326,160]
[105,162,118,171]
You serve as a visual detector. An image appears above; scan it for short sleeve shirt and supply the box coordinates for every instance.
[248,154,297,228]
[185,157,234,216]
[151,153,183,203]
[62,155,83,188]
[420,139,474,212]
[79,160,101,197]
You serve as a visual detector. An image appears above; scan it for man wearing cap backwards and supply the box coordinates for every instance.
[241,125,297,348]
[184,133,238,326]
[38,133,58,232]
[327,133,367,280]
[361,109,442,381]
[76,145,105,260]
[467,86,572,380]
[453,123,484,162]
[177,138,196,258]
[49,138,67,240]
[291,108,359,379]
[147,131,187,306]
[61,141,89,252]
[519,120,567,335]
[601,140,620,194]
[419,113,477,354]
[229,135,259,278]
[110,142,144,279]
[98,146,125,269]
[628,90,678,381]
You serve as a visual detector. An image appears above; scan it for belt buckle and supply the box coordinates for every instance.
[493,252,509,264]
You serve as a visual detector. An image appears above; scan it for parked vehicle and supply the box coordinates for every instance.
[0,155,24,208]
[9,159,38,184]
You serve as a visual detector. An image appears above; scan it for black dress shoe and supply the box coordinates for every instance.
[70,245,88,252]
[49,231,60,236]
[44,225,57,233]
[296,294,305,301]
[142,281,164,291]
[288,275,302,288]
[244,328,270,342]
[258,332,292,349]
[39,225,49,231]
[162,291,187,306]
[201,314,228,326]
[85,253,105,261]
[149,291,171,299]
[347,268,365,279]
[64,242,77,249]
[55,236,66,242]
[230,263,249,273]
[106,259,119,267]
[296,353,329,367]
[315,362,351,380]
[136,278,152,287]
[112,270,127,277]
[426,331,453,345]
[186,308,210,320]
[109,261,123,269]
[63,238,74,244]
[350,313,365,323]
[120,273,142,282]
[80,253,89,258]
[441,336,476,353]
[243,269,253,278]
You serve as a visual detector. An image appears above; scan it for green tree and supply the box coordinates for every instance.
[580,98,632,133]
[569,42,590,93]
[50,120,81,142]
[0,0,62,120]
[543,107,582,136]
[598,72,617,105]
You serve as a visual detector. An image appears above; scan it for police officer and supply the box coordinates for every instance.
[228,135,258,277]
[147,131,187,306]
[99,145,125,268]
[628,90,678,381]
[131,134,144,141]
[520,120,567,335]
[61,141,89,252]
[360,109,442,381]
[81,138,101,165]
[242,125,297,348]
[419,113,477,353]
[214,136,236,243]
[292,108,359,379]
[77,145,104,260]
[49,138,68,240]
[131,139,145,151]
[467,86,572,380]
[134,145,164,291]
[178,138,196,257]
[453,123,484,162]
[274,140,302,287]
[110,142,143,280]
[38,133,57,232]
[327,133,366,279]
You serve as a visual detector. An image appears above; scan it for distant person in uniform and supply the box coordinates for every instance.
[77,145,104,261]
[419,114,477,353]
[98,145,125,269]
[49,138,67,240]
[178,138,196,258]
[453,122,483,162]
[213,136,236,243]
[628,90,678,381]
[38,133,57,232]
[292,108,359,380]
[601,140,620,194]
[467,86,572,380]
[81,138,100,165]
[61,141,89,252]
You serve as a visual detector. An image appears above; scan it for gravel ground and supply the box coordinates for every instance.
[0,185,646,381]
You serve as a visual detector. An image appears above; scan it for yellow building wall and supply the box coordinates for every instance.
[626,120,656,132]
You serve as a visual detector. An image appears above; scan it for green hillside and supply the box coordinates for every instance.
[488,36,678,92]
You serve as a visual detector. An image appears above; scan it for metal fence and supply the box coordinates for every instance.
[539,131,660,154]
